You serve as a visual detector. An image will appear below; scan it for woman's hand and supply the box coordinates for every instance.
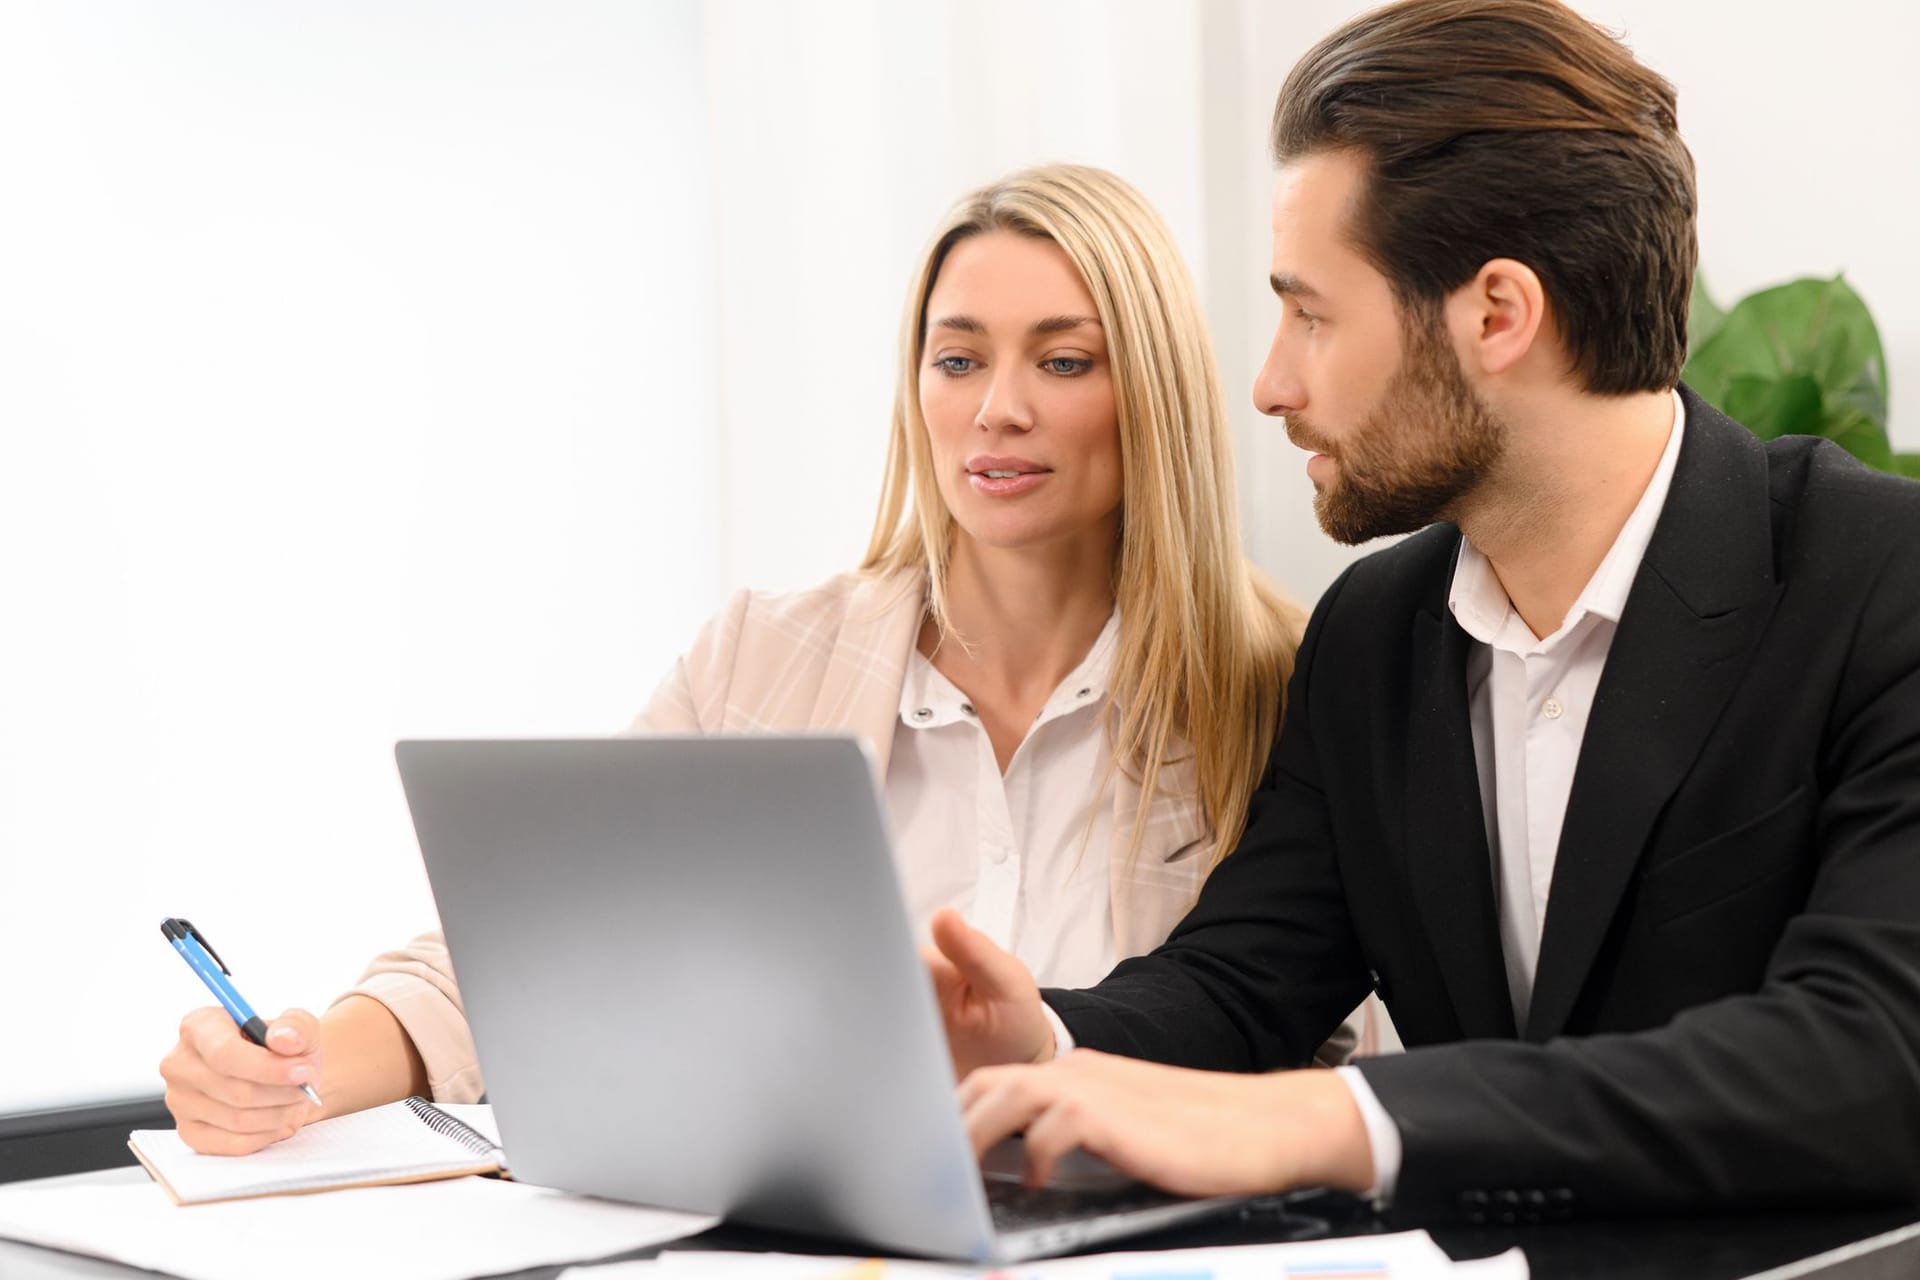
[159,1007,323,1155]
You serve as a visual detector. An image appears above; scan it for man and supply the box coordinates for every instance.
[927,0,1920,1223]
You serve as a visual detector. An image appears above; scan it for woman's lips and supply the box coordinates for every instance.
[969,469,1052,497]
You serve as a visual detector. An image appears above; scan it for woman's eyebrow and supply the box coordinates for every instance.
[928,314,986,335]
[1032,315,1101,335]
[926,314,1102,337]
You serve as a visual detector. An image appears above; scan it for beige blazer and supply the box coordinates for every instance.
[345,569,1358,1101]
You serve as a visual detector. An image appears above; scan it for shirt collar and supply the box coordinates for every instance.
[1450,387,1687,649]
[899,609,1120,730]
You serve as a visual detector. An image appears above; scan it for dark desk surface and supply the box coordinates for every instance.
[1118,1193,1920,1280]
[3,1169,1917,1278]
[671,1197,1920,1280]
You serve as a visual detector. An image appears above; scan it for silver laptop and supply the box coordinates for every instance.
[394,735,1254,1263]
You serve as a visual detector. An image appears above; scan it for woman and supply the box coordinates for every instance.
[159,165,1347,1154]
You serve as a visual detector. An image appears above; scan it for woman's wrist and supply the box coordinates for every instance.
[316,994,431,1114]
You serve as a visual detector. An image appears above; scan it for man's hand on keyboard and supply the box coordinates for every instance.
[957,1048,1375,1199]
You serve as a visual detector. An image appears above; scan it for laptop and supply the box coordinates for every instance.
[393,735,1259,1263]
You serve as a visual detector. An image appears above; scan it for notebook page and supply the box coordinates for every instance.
[129,1099,501,1203]
[0,1176,719,1280]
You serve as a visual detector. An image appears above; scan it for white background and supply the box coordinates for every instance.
[1,0,1914,1113]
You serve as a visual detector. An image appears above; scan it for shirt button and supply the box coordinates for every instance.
[1541,696,1565,720]
[988,842,1010,865]
[911,707,933,722]
[960,702,975,716]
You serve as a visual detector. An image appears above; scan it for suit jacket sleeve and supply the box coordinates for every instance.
[1044,566,1372,1070]
[1358,531,1920,1221]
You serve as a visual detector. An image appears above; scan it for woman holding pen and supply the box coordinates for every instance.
[158,164,1368,1154]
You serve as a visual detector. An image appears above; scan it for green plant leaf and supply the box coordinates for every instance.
[1820,405,1894,472]
[1682,276,1885,419]
[1688,272,1727,359]
[1891,453,1920,481]
[1721,373,1823,441]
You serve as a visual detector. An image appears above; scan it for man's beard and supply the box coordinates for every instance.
[1286,313,1507,546]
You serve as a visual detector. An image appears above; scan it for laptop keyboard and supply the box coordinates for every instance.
[985,1175,1186,1231]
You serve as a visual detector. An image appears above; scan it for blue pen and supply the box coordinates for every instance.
[160,917,323,1107]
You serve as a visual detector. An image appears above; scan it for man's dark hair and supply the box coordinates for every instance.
[1271,0,1697,393]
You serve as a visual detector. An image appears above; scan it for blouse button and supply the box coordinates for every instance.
[911,707,933,722]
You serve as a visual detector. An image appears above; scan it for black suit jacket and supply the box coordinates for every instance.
[1047,386,1920,1222]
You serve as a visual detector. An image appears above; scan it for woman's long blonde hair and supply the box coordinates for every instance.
[862,164,1303,864]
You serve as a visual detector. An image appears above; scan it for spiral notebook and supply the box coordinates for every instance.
[129,1097,506,1206]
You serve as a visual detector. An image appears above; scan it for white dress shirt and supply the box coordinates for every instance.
[1049,391,1687,1204]
[886,611,1121,990]
[1338,388,1687,1198]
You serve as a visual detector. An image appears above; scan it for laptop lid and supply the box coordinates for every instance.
[394,736,1001,1261]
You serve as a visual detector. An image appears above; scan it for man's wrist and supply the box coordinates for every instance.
[1036,1002,1071,1061]
[1335,1064,1401,1202]
[1267,1068,1376,1194]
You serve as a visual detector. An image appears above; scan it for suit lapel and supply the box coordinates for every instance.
[1406,588,1517,1040]
[1107,754,1209,958]
[806,569,925,780]
[1525,389,1783,1041]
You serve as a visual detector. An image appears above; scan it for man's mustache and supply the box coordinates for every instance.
[1284,414,1337,458]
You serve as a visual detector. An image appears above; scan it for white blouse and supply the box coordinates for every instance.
[882,612,1121,989]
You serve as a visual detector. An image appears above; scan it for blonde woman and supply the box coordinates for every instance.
[158,165,1353,1154]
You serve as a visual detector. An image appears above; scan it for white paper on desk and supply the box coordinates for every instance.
[0,1174,720,1280]
[564,1230,1527,1278]
[566,1253,976,1277]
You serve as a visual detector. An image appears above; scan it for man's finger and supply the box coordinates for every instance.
[959,1064,1051,1159]
[1018,1095,1103,1189]
[929,908,1028,1002]
[920,943,962,998]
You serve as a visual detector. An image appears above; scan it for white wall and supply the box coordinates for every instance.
[0,1,714,1111]
[698,0,1212,592]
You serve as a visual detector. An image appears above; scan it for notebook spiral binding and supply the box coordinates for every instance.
[404,1095,502,1158]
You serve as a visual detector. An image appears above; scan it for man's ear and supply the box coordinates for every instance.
[1445,258,1547,377]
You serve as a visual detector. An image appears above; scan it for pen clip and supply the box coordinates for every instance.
[159,917,232,975]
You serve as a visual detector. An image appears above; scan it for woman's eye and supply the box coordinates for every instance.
[932,356,975,376]
[1043,357,1092,376]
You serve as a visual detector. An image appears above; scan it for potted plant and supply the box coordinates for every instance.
[1685,275,1915,478]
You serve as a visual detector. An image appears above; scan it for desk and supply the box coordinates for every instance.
[4,1167,1917,1279]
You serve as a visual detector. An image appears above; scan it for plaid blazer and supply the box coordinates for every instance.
[346,568,1360,1101]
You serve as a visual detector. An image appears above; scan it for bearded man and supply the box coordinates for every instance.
[926,0,1920,1223]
